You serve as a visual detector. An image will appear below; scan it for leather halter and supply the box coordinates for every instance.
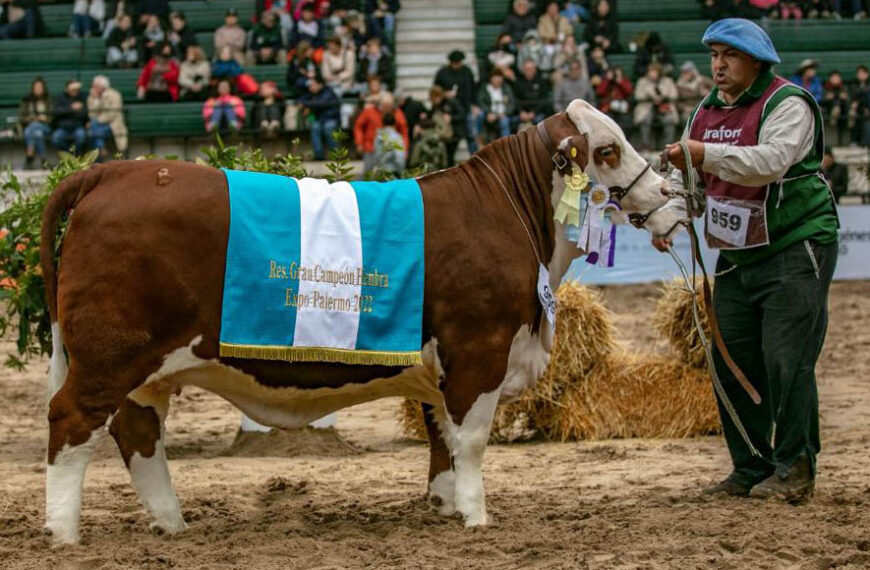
[536,113,580,177]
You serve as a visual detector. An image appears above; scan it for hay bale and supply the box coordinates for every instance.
[544,352,719,441]
[652,279,712,369]
[398,397,428,441]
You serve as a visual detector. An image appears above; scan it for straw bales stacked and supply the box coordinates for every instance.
[399,280,721,443]
[651,279,712,368]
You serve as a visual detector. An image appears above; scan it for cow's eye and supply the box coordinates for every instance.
[600,148,613,157]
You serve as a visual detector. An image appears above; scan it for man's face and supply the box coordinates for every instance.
[829,73,843,87]
[119,15,131,30]
[171,16,183,30]
[67,84,80,97]
[226,14,238,26]
[91,80,104,94]
[263,12,275,27]
[647,67,660,82]
[514,1,528,16]
[569,62,581,79]
[858,68,869,82]
[803,67,817,80]
[490,74,504,87]
[450,60,462,70]
[301,9,314,22]
[309,81,323,93]
[709,43,761,98]
[522,61,536,79]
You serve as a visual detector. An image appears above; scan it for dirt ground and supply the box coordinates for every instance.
[1,281,868,570]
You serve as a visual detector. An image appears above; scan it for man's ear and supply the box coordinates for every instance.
[565,133,589,171]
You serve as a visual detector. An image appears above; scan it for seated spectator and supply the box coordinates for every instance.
[203,79,245,133]
[291,3,325,48]
[519,30,554,74]
[554,59,595,111]
[360,73,384,105]
[19,77,51,169]
[250,10,283,64]
[806,0,831,18]
[214,8,246,66]
[87,75,126,158]
[587,45,610,87]
[286,40,319,98]
[790,59,823,103]
[822,146,848,202]
[552,35,586,83]
[345,9,384,52]
[831,0,865,18]
[479,69,516,141]
[366,0,399,35]
[595,66,633,131]
[434,49,480,153]
[293,0,330,20]
[321,36,356,95]
[71,0,104,38]
[633,63,678,151]
[850,64,870,145]
[356,37,395,90]
[634,32,674,78]
[212,45,244,80]
[585,0,619,54]
[137,41,180,102]
[561,1,589,23]
[300,75,340,159]
[0,0,41,39]
[51,80,88,155]
[136,0,169,23]
[700,0,740,21]
[485,33,518,83]
[168,11,196,60]
[427,86,464,166]
[252,80,283,138]
[779,0,802,19]
[106,13,139,67]
[515,59,551,128]
[374,112,406,176]
[501,0,537,45]
[675,60,713,123]
[139,14,165,63]
[409,117,448,173]
[354,93,409,174]
[823,70,851,145]
[538,2,573,48]
[179,45,211,101]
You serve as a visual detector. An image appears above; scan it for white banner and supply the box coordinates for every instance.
[566,205,870,284]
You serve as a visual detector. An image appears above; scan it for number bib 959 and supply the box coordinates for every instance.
[705,196,769,250]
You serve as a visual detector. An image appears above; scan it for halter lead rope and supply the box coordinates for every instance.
[665,141,762,458]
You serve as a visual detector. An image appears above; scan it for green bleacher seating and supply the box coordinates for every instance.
[475,0,509,25]
[617,0,702,21]
[124,101,209,136]
[38,0,254,38]
[0,38,106,72]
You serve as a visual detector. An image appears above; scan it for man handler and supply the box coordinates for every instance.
[656,18,839,502]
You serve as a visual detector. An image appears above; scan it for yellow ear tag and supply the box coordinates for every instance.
[570,147,577,158]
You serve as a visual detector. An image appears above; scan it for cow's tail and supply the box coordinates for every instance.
[40,165,102,400]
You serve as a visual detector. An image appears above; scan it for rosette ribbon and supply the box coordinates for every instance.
[578,185,621,267]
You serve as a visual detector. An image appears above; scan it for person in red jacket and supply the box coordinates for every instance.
[595,66,633,132]
[137,41,181,102]
[353,92,409,175]
[203,78,246,133]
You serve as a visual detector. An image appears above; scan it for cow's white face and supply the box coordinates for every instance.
[563,99,684,239]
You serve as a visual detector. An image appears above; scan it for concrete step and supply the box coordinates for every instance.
[398,18,474,31]
[398,76,438,90]
[395,29,474,42]
[394,41,476,53]
[396,66,439,79]
[397,52,477,65]
[398,8,474,20]
[401,0,471,9]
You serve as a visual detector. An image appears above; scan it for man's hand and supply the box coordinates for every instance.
[664,139,705,172]
[651,236,672,253]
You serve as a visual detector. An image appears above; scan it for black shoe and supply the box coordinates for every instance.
[749,456,814,504]
[702,475,752,497]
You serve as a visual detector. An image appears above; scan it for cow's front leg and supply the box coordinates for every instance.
[440,349,504,528]
[422,402,455,515]
[109,388,187,536]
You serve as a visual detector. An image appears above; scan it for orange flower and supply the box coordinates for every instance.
[15,243,27,252]
[0,277,17,290]
[0,228,8,240]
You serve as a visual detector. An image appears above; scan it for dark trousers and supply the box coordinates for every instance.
[712,239,837,486]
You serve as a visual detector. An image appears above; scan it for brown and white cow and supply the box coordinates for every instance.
[39,100,682,545]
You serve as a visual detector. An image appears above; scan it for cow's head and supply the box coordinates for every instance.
[555,99,683,239]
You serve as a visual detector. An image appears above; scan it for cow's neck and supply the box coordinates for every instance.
[473,128,557,268]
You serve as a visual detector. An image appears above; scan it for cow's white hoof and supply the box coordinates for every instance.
[149,519,187,536]
[428,470,456,516]
[462,511,488,528]
[43,525,79,547]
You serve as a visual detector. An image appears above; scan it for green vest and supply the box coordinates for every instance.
[687,72,839,266]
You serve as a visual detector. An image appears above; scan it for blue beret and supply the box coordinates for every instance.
[702,18,780,64]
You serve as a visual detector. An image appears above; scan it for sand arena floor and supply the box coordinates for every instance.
[1,282,868,570]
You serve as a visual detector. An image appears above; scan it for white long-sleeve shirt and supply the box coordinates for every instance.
[669,94,815,192]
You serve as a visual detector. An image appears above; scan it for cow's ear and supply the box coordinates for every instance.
[565,134,589,171]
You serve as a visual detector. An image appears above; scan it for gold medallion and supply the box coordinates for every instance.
[589,185,609,207]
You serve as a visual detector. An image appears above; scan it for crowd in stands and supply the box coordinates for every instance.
[3,0,870,178]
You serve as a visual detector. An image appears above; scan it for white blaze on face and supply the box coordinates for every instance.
[565,99,682,237]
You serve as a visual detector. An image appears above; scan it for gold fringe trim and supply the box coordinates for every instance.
[219,342,423,367]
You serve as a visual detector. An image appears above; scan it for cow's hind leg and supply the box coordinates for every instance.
[45,374,117,546]
[109,386,186,536]
[422,402,455,516]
